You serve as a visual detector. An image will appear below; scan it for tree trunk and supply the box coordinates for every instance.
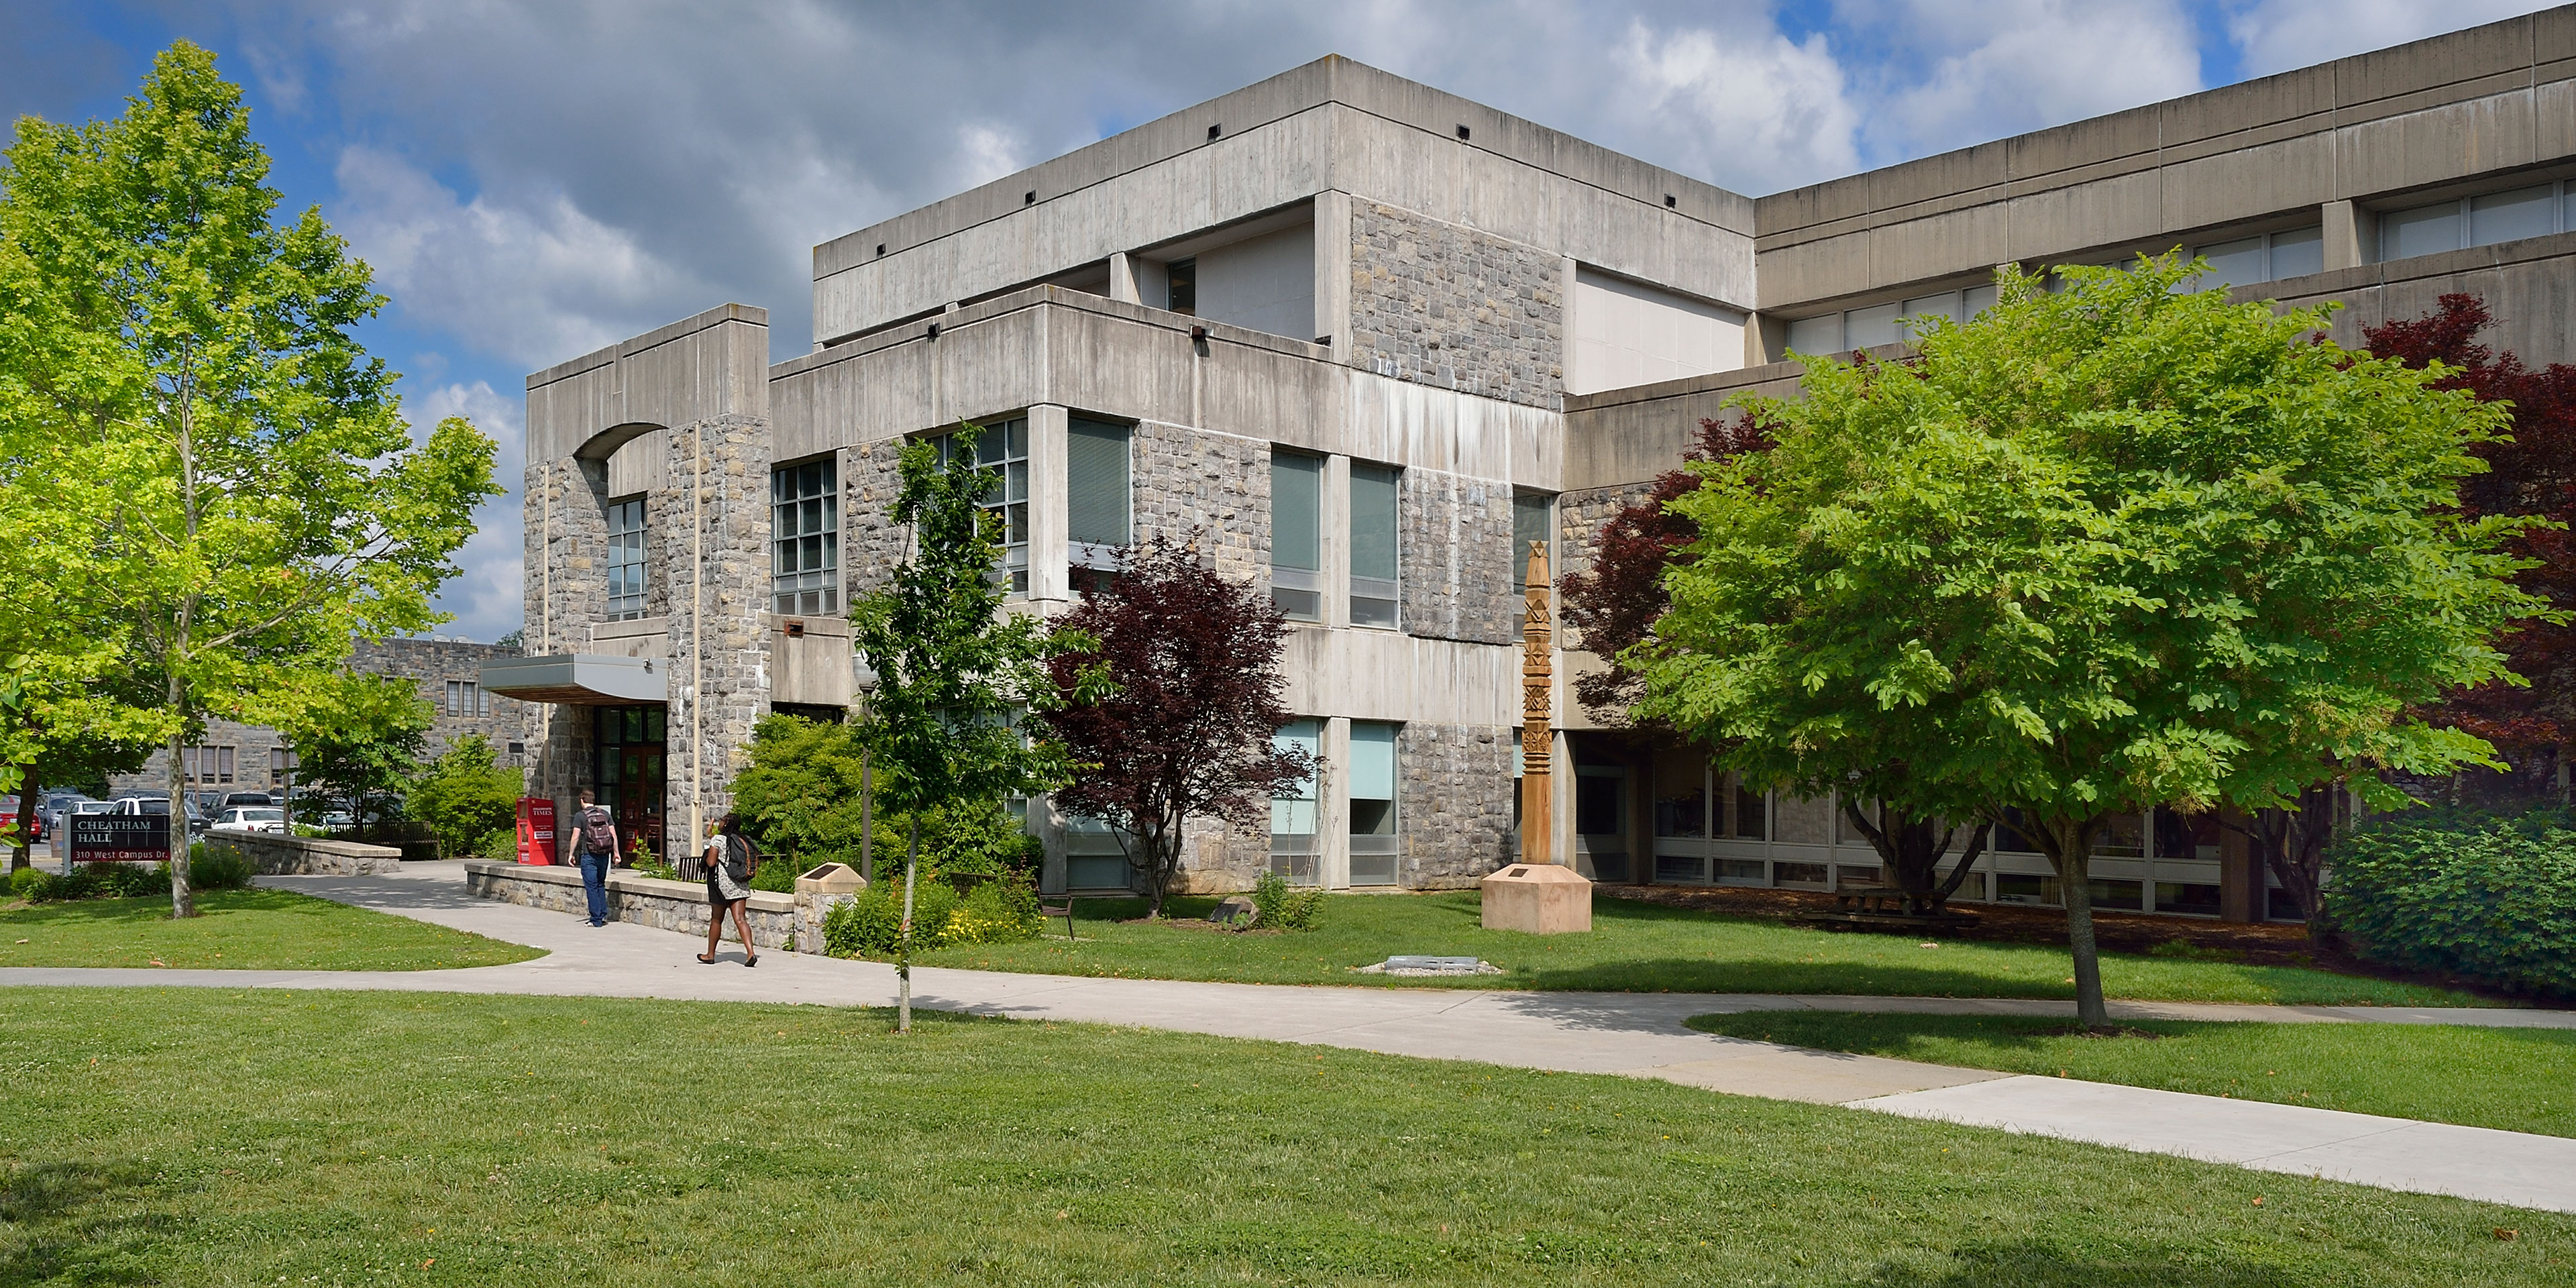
[165,722,195,918]
[897,818,919,1035]
[1840,801,1988,914]
[9,769,30,875]
[2038,814,2107,1030]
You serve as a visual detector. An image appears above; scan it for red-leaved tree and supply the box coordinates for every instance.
[1043,537,1313,916]
[2365,294,2576,792]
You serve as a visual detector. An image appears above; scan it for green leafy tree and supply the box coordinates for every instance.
[0,44,498,914]
[408,735,523,859]
[1638,254,2546,1029]
[850,432,1087,1032]
[730,712,871,871]
[280,674,434,842]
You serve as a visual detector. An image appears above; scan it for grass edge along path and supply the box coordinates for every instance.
[0,888,545,971]
[918,890,2489,1007]
[1685,1010,2576,1139]
[0,985,2566,1286]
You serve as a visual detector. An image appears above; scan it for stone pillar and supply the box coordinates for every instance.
[1106,252,1143,305]
[525,455,611,821]
[663,413,772,853]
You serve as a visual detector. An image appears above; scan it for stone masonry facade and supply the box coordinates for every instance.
[1132,420,1268,584]
[1398,722,1515,888]
[841,437,910,604]
[661,413,773,841]
[1348,202,1565,410]
[1400,468,1517,645]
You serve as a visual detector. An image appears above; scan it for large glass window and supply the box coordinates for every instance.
[2188,226,2324,288]
[1068,417,1132,584]
[1270,450,1323,621]
[606,497,647,620]
[1270,718,1321,883]
[1348,720,1399,885]
[934,418,1029,594]
[1513,490,1554,590]
[1349,463,1400,629]
[771,458,839,614]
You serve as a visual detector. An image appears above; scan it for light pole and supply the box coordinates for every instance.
[853,657,878,885]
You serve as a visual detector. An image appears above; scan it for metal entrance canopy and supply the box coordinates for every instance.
[480,654,667,706]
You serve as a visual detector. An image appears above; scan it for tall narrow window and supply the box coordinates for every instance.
[1270,718,1321,884]
[605,498,646,620]
[771,458,840,614]
[1512,490,1554,590]
[1166,258,1197,315]
[935,418,1029,594]
[1348,721,1399,885]
[1270,450,1323,621]
[1067,417,1131,587]
[1349,463,1399,629]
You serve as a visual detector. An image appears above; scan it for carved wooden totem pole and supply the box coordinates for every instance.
[1519,539,1554,864]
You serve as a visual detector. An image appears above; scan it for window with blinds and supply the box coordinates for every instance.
[1348,720,1400,884]
[771,457,840,614]
[1269,450,1323,621]
[444,680,488,717]
[1512,490,1554,590]
[1269,718,1321,883]
[605,497,647,620]
[1067,417,1131,582]
[182,745,237,784]
[1348,463,1399,629]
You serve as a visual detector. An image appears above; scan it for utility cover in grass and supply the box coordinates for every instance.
[1358,955,1502,975]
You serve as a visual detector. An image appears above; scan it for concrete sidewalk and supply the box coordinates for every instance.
[3,863,2569,1214]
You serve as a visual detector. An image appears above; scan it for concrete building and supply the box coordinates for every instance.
[488,10,2576,920]
[111,638,528,808]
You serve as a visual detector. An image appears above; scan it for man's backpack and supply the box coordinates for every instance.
[580,806,615,856]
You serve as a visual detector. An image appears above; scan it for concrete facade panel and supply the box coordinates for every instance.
[1279,627,1517,727]
[2161,66,2337,148]
[2334,15,2535,107]
[2337,91,2540,198]
[2003,109,2157,186]
[2000,169,2166,266]
[1866,205,2015,293]
[2157,135,2337,233]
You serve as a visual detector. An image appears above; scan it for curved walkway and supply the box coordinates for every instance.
[2,862,2569,1215]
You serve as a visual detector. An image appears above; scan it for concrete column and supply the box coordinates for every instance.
[2322,200,2370,270]
[1747,313,1788,367]
[1313,190,1353,357]
[1026,404,1071,604]
[1320,716,1352,890]
[1322,453,1351,629]
[1106,252,1142,305]
[1548,730,1576,869]
[1035,794,1069,895]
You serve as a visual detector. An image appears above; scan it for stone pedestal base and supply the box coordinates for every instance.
[1480,862,1593,934]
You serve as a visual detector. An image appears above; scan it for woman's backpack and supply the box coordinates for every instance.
[724,833,758,883]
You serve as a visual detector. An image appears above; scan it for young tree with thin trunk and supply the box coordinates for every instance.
[1042,535,1312,918]
[279,675,433,843]
[1638,255,2545,1029]
[850,431,1085,1032]
[1,44,496,915]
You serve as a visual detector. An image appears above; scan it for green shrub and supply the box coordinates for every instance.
[822,880,958,959]
[25,863,166,902]
[1251,871,1324,931]
[2323,805,2576,998]
[949,873,1042,943]
[7,866,42,900]
[408,735,523,859]
[475,827,521,861]
[186,851,255,891]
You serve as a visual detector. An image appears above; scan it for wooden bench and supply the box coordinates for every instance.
[1038,892,1078,940]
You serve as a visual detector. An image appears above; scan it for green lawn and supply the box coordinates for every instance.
[0,890,544,971]
[1686,1012,2576,1138]
[921,891,2485,1006]
[0,988,2565,1285]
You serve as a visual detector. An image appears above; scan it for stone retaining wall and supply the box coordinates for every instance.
[201,830,405,877]
[463,860,814,952]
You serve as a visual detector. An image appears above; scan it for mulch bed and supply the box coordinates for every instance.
[1601,883,2551,1005]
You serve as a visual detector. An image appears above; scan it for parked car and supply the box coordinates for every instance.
[111,796,193,835]
[317,809,355,829]
[51,798,109,837]
[211,806,288,835]
[219,791,280,810]
[0,796,40,843]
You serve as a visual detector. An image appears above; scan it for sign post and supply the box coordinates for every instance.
[516,797,558,865]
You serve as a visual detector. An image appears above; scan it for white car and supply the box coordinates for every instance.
[211,806,288,835]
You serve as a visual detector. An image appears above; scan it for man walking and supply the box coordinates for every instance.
[574,788,619,928]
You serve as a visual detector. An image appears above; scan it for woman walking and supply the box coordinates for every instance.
[698,812,760,966]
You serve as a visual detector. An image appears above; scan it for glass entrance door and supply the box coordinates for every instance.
[595,704,667,865]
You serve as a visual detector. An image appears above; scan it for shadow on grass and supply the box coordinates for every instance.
[0,888,322,928]
[1864,1241,2305,1287]
[0,1157,168,1285]
[1517,956,2082,999]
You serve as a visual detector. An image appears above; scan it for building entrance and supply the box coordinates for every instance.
[595,704,667,863]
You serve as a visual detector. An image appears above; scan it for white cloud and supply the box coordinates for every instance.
[1870,1,2204,156]
[1610,19,1864,193]
[400,379,525,643]
[335,147,698,370]
[2224,0,2559,78]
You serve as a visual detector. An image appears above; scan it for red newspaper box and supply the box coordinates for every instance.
[516,797,557,865]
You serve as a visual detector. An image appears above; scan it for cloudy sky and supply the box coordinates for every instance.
[1,0,2555,641]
